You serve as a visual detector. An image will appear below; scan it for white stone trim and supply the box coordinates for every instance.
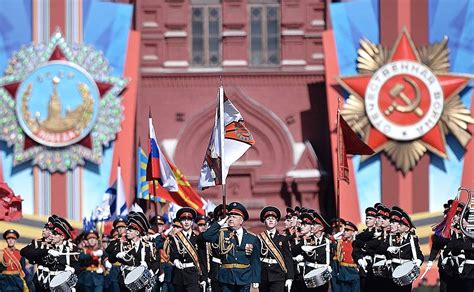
[163,60,189,67]
[188,67,223,73]
[142,21,159,28]
[282,29,305,36]
[222,60,248,66]
[282,59,307,66]
[311,19,325,27]
[286,169,321,179]
[305,65,325,71]
[143,55,159,61]
[233,160,263,167]
[222,30,247,37]
[164,31,187,38]
[311,53,324,60]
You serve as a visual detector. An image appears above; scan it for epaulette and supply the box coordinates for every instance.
[246,231,256,236]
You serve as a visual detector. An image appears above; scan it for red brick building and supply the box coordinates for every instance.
[133,0,333,224]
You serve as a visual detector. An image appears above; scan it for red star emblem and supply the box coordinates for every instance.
[338,30,470,160]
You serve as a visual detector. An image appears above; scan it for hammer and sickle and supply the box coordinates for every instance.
[384,77,423,117]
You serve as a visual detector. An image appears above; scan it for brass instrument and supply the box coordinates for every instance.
[459,187,474,239]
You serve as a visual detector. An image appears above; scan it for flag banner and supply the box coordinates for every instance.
[198,87,255,190]
[116,164,129,217]
[146,118,179,192]
[153,159,205,214]
[137,146,167,203]
[337,113,374,183]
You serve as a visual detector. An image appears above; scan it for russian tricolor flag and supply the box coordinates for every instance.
[146,117,179,192]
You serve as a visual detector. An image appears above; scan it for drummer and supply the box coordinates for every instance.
[111,210,160,292]
[384,207,423,292]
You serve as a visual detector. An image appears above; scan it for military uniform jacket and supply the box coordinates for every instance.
[110,238,160,275]
[445,235,474,279]
[259,230,294,283]
[43,241,81,273]
[292,235,331,276]
[169,230,208,285]
[202,221,261,285]
[428,233,461,277]
[381,233,423,269]
[352,228,376,270]
[20,238,53,286]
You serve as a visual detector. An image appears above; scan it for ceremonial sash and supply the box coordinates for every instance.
[259,232,287,273]
[3,249,25,278]
[176,232,202,275]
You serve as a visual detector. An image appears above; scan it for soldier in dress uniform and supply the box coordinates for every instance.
[383,208,423,292]
[195,214,212,292]
[331,221,359,292]
[169,207,208,292]
[77,230,109,292]
[351,206,377,292]
[202,202,261,292]
[105,217,128,292]
[20,216,57,292]
[110,210,160,291]
[206,204,226,292]
[0,229,28,292]
[43,217,80,291]
[258,206,294,292]
[292,212,332,292]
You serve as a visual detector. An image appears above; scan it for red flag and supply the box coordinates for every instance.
[337,114,374,183]
[153,159,205,214]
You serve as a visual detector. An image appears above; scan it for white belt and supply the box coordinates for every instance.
[182,263,195,268]
[261,258,278,264]
[364,255,373,261]
[305,262,327,269]
[212,257,222,264]
[464,260,474,264]
[297,263,305,267]
[49,270,63,276]
[391,259,410,264]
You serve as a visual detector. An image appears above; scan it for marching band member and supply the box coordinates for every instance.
[20,216,56,291]
[110,211,160,292]
[169,207,208,292]
[331,221,359,292]
[258,206,294,292]
[44,217,80,291]
[105,217,128,292]
[202,202,261,292]
[383,208,423,292]
[77,230,108,292]
[0,229,29,292]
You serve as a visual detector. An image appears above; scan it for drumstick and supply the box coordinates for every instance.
[420,267,430,279]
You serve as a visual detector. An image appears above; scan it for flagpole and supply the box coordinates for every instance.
[336,97,341,219]
[219,84,226,216]
[152,179,159,217]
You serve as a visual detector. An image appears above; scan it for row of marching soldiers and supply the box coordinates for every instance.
[2,200,469,292]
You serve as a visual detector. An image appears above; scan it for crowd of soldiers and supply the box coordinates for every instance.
[0,199,472,291]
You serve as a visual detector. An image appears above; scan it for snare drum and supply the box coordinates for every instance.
[49,271,78,292]
[392,261,420,286]
[303,266,332,288]
[372,260,389,277]
[124,266,153,291]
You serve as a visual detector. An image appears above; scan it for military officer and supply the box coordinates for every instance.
[202,202,261,292]
[207,204,226,292]
[78,230,108,292]
[258,206,294,292]
[331,221,359,292]
[169,207,208,292]
[0,229,28,292]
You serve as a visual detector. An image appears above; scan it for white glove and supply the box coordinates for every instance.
[441,257,448,266]
[174,259,184,269]
[295,255,304,262]
[426,261,433,270]
[96,267,104,274]
[92,250,103,257]
[164,227,173,236]
[140,261,148,268]
[104,260,112,269]
[218,216,229,226]
[48,249,61,257]
[116,252,126,259]
[158,273,165,283]
[333,231,343,240]
[415,259,422,267]
[327,265,333,273]
[358,259,367,272]
[285,279,293,288]
[387,246,400,254]
[65,266,75,273]
[252,283,259,289]
[200,281,207,287]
